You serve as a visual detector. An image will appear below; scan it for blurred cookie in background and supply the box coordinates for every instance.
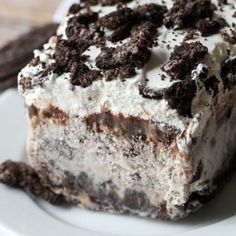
[0,23,58,92]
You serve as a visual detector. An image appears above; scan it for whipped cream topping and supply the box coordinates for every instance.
[19,0,236,132]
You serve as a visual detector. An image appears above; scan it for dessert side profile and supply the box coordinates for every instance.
[17,0,236,220]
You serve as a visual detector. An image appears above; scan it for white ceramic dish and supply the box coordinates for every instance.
[0,89,235,236]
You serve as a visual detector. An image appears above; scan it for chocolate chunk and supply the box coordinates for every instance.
[196,17,227,36]
[100,7,136,30]
[221,57,236,89]
[163,42,208,80]
[135,3,167,26]
[103,66,136,81]
[164,80,197,117]
[164,0,216,29]
[0,161,66,205]
[0,23,58,91]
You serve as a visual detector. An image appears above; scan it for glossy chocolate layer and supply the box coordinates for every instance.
[84,111,180,145]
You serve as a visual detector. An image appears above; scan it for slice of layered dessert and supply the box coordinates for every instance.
[18,0,236,220]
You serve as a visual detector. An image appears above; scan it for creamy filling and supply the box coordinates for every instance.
[27,90,236,219]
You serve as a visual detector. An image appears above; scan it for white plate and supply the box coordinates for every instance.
[0,89,235,236]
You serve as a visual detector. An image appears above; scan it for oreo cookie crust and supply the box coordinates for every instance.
[16,0,236,220]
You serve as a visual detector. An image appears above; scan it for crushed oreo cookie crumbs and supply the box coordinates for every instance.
[196,17,227,37]
[0,161,66,205]
[139,79,197,117]
[135,3,167,27]
[164,0,216,29]
[100,7,136,30]
[163,41,208,80]
[104,66,136,81]
[164,80,197,117]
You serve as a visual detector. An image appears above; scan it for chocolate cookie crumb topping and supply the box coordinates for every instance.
[100,7,136,30]
[135,4,167,27]
[54,40,102,88]
[104,66,136,81]
[164,80,197,117]
[108,23,133,42]
[130,21,157,47]
[140,79,197,117]
[96,21,156,71]
[163,42,208,80]
[196,18,227,36]
[74,11,99,26]
[66,15,104,43]
[0,161,66,205]
[96,45,151,70]
[164,0,216,29]
[71,68,102,88]
[54,40,88,71]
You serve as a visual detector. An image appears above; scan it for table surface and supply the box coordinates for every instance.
[0,0,61,47]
